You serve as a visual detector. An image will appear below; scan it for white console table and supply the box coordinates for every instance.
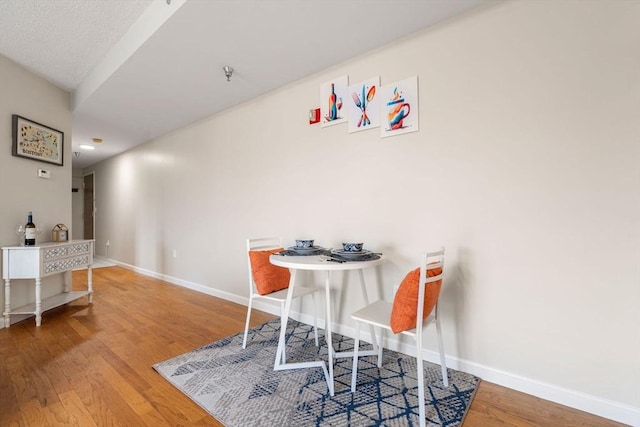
[2,240,94,327]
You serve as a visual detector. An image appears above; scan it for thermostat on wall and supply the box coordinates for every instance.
[38,169,50,179]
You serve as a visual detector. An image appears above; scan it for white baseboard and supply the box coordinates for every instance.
[351,325,639,426]
[458,361,639,427]
[104,259,640,427]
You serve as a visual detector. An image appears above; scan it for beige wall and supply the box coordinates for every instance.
[86,0,638,423]
[0,55,73,319]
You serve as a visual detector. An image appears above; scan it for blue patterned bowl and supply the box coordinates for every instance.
[342,242,363,252]
[295,239,314,249]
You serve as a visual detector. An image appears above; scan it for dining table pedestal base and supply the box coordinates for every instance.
[271,254,385,396]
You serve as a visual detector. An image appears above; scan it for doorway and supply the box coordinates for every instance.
[83,172,95,240]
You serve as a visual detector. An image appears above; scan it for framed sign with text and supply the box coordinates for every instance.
[12,114,64,166]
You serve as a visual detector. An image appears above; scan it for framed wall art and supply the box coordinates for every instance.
[320,75,349,127]
[380,76,419,138]
[347,76,381,133]
[12,114,64,166]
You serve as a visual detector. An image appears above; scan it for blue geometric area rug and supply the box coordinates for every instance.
[153,319,479,426]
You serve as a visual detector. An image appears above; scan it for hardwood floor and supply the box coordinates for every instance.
[0,267,625,426]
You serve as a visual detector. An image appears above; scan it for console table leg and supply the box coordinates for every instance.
[87,266,93,303]
[63,270,71,292]
[35,278,42,327]
[4,279,10,328]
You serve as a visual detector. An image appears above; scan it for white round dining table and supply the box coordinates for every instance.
[270,253,385,396]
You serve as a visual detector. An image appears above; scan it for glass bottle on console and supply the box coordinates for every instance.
[24,211,36,246]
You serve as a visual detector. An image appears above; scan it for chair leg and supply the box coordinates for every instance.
[312,292,319,347]
[280,300,287,364]
[376,328,383,368]
[416,334,426,427]
[242,296,254,349]
[435,317,449,387]
[351,322,361,392]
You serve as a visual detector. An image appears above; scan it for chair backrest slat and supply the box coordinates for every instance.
[416,247,445,334]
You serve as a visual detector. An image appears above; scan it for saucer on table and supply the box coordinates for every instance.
[288,246,324,253]
[331,249,372,259]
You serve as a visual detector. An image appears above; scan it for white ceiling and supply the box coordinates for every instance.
[0,0,489,169]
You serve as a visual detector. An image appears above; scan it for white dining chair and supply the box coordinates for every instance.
[243,237,321,362]
[350,247,448,427]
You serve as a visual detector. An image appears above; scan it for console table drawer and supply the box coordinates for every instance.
[44,255,90,274]
[43,242,90,261]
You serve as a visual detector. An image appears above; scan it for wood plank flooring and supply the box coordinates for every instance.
[0,267,625,426]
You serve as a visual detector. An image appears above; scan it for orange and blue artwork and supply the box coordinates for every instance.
[380,76,419,138]
[320,75,348,127]
[347,76,380,133]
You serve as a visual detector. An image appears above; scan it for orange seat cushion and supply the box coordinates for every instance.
[249,248,290,295]
[390,265,443,334]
